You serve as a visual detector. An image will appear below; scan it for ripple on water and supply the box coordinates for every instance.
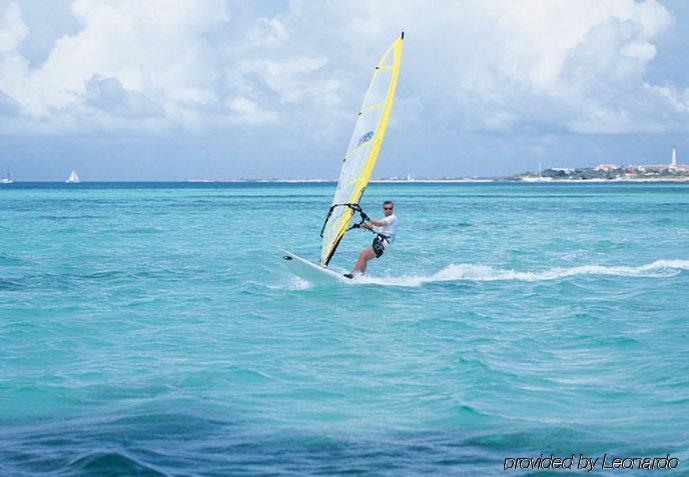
[69,452,166,477]
[2,183,689,475]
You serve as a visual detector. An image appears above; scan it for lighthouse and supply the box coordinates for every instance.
[671,146,677,167]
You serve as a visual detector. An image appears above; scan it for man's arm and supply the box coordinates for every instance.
[367,218,388,227]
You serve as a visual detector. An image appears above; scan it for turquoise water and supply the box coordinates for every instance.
[1,182,688,475]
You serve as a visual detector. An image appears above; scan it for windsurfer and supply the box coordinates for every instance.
[345,201,398,278]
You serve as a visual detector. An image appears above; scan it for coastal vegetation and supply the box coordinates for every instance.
[514,164,689,181]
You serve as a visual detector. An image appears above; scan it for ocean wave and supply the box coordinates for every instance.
[69,451,165,476]
[357,260,689,287]
[0,252,27,266]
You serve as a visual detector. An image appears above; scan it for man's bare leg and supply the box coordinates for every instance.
[351,246,376,275]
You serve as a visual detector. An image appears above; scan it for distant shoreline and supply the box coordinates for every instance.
[4,178,689,184]
[185,178,496,183]
[184,177,689,183]
[509,177,689,183]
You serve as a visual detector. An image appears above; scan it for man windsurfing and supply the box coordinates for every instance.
[344,201,398,278]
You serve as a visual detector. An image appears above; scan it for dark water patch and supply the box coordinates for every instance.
[37,215,107,221]
[131,267,202,282]
[54,226,81,234]
[0,269,140,293]
[425,222,472,230]
[187,193,327,200]
[593,239,625,251]
[124,227,162,234]
[0,320,38,336]
[1,419,687,476]
[103,412,226,440]
[375,193,605,200]
[428,404,493,428]
[79,383,176,404]
[0,252,27,266]
[69,451,166,477]
[0,450,68,477]
[238,284,282,299]
[465,427,616,457]
[589,335,642,349]
[151,198,326,211]
[79,270,124,280]
[0,278,25,291]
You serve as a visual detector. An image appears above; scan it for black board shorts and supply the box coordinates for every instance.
[372,236,388,258]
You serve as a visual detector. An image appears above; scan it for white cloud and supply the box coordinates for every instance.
[85,74,163,118]
[0,0,232,131]
[226,96,277,125]
[247,17,288,47]
[0,0,686,138]
[235,56,336,104]
[0,1,27,53]
[325,0,677,134]
[0,2,30,114]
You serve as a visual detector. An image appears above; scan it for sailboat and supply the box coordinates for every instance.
[282,32,404,284]
[66,169,80,183]
[0,171,13,184]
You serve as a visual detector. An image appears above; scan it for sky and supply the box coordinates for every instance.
[1,0,689,180]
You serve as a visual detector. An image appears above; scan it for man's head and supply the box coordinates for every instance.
[383,200,394,217]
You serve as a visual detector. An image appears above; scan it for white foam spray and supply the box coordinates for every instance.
[355,260,689,287]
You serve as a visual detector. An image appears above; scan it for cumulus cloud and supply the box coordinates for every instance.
[0,89,18,115]
[329,0,678,134]
[85,74,162,118]
[226,96,277,125]
[0,0,686,137]
[0,0,232,131]
[247,17,288,47]
[0,1,27,53]
[234,57,339,105]
[0,2,30,112]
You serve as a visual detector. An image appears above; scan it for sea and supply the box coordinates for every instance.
[1,181,688,476]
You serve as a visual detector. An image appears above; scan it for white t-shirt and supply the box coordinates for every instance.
[376,214,398,243]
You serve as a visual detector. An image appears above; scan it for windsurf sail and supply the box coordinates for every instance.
[319,32,404,266]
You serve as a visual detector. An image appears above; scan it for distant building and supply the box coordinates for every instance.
[669,146,679,170]
[513,147,689,181]
[638,165,670,173]
[636,147,688,173]
[596,163,618,171]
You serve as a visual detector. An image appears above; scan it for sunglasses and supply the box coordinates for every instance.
[383,206,393,210]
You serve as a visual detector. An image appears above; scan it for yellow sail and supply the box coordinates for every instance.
[320,32,404,266]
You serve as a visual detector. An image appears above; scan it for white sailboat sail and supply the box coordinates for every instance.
[319,32,404,266]
[66,169,80,183]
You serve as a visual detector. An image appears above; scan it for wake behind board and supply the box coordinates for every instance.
[280,249,347,286]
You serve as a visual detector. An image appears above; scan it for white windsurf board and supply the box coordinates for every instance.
[280,249,348,286]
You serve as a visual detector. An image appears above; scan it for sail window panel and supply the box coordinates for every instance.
[362,69,392,113]
[380,46,395,68]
